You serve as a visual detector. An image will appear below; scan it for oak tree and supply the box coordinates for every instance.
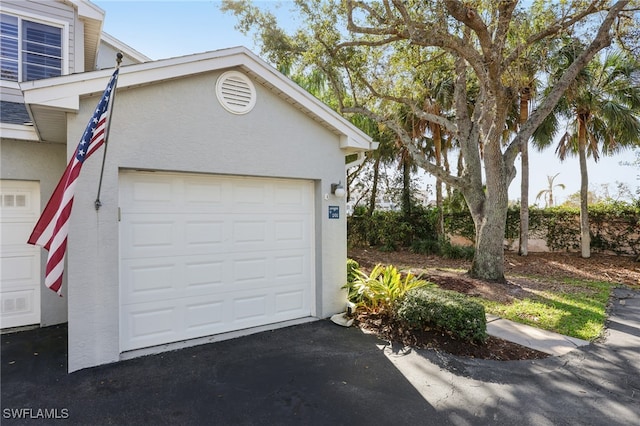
[223,0,638,281]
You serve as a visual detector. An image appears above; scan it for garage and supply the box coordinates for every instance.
[0,180,41,329]
[20,47,375,371]
[119,170,315,352]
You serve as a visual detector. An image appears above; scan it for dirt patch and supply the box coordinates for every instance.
[347,248,640,360]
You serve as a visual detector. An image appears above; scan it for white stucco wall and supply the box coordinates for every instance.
[0,138,68,326]
[65,69,349,371]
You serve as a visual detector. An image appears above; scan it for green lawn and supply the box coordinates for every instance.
[475,279,614,341]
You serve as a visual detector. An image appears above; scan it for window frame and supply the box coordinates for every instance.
[0,9,68,82]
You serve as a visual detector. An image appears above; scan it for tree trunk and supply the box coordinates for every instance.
[519,142,529,255]
[578,116,591,258]
[468,190,509,282]
[402,151,412,218]
[368,155,381,216]
[443,140,451,199]
[467,142,509,282]
[518,88,530,256]
[433,124,445,238]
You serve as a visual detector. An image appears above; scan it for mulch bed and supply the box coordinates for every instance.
[355,310,550,361]
[348,248,640,360]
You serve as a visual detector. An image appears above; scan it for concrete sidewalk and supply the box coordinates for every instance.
[486,314,590,355]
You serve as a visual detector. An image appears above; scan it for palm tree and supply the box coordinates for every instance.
[518,86,533,256]
[534,45,640,257]
[535,173,566,207]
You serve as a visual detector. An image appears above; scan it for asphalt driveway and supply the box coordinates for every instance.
[2,287,639,425]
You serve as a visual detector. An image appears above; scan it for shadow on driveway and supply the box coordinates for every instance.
[2,321,440,425]
[3,287,640,425]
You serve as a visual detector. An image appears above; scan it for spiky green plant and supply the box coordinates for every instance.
[344,264,431,311]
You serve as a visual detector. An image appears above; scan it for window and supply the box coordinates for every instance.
[1,13,62,82]
[0,14,19,80]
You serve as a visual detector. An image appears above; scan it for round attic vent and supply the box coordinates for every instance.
[215,71,256,114]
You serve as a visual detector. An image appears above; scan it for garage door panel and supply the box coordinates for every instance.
[1,222,38,246]
[129,180,174,204]
[274,217,311,246]
[122,255,230,304]
[1,180,40,329]
[233,294,267,321]
[122,216,311,259]
[185,299,225,332]
[122,215,226,258]
[124,260,177,297]
[119,172,314,352]
[185,220,225,248]
[232,257,268,284]
[274,184,308,207]
[184,182,224,206]
[184,259,225,289]
[232,182,267,207]
[129,220,175,249]
[122,302,178,350]
[232,220,267,244]
[1,254,39,287]
[121,286,311,351]
[123,251,311,304]
[274,288,306,314]
[274,254,306,279]
[1,288,38,327]
[122,293,228,351]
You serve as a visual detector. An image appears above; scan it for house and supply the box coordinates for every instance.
[0,0,376,372]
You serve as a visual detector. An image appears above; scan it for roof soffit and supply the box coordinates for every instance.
[66,0,105,71]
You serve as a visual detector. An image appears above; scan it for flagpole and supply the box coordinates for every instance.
[95,52,123,210]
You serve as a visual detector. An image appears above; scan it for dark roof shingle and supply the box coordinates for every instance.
[1,101,31,125]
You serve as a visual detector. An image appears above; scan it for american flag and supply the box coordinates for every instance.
[27,69,119,295]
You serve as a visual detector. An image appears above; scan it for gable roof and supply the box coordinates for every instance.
[100,32,152,64]
[0,101,31,125]
[20,46,375,153]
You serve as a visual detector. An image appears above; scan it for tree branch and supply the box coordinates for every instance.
[350,71,458,134]
[443,0,493,56]
[342,105,462,188]
[504,0,603,69]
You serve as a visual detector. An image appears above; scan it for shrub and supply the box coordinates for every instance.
[395,287,487,343]
[440,240,475,260]
[343,264,431,310]
[346,258,360,284]
[347,205,439,249]
[410,238,442,255]
[411,238,475,260]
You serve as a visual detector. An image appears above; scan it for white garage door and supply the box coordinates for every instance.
[0,180,41,329]
[119,171,315,352]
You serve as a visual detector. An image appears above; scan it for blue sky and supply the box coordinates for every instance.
[94,0,639,204]
[94,1,292,60]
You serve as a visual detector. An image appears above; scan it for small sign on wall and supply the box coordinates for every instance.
[328,205,340,219]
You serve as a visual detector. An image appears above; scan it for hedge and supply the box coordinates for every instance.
[395,287,488,343]
[348,202,640,257]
